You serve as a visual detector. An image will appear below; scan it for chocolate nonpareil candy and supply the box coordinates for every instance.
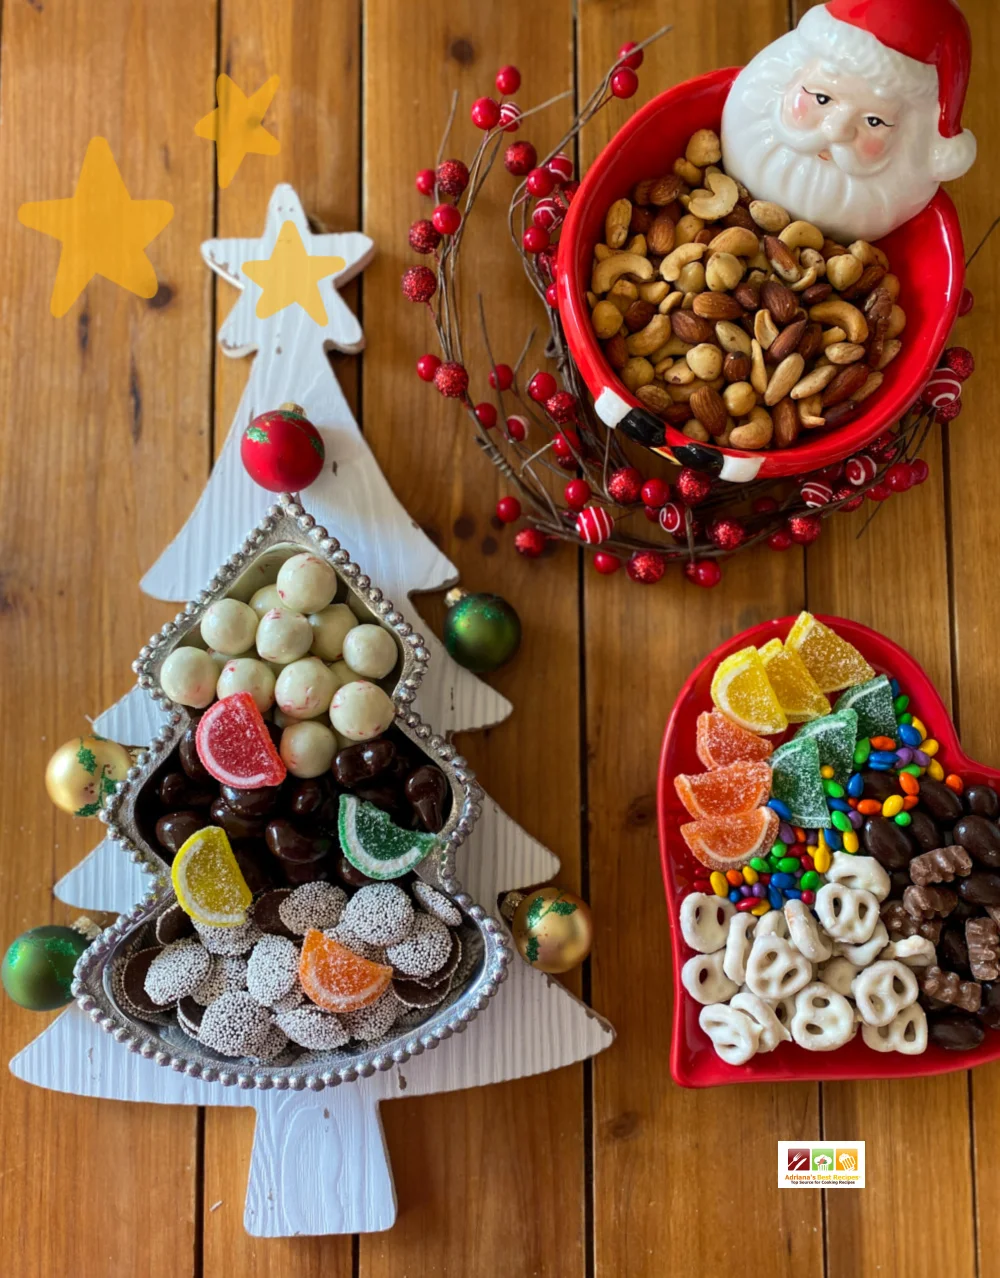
[953,815,1000,869]
[405,765,448,833]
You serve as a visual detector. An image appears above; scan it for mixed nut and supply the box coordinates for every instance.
[587,128,907,451]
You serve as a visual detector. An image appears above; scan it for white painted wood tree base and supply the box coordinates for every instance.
[19,184,613,1236]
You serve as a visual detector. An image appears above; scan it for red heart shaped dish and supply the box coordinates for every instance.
[659,614,1000,1087]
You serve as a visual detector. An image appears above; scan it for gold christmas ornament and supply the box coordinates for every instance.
[512,886,593,974]
[45,736,133,817]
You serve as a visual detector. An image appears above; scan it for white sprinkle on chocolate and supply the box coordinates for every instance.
[195,916,262,956]
[192,955,227,1006]
[246,934,300,1005]
[198,991,273,1058]
[324,923,386,964]
[249,1024,290,1063]
[341,883,415,946]
[341,989,401,1041]
[274,1005,350,1050]
[271,985,304,1012]
[278,881,347,935]
[385,913,452,978]
[411,881,463,928]
[144,939,211,1005]
[223,955,249,991]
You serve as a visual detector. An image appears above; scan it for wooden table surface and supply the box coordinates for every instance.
[1,1,998,1274]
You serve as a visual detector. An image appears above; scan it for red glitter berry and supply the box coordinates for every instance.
[626,550,665,584]
[640,477,671,508]
[552,429,582,467]
[684,559,723,588]
[707,518,746,551]
[768,529,794,552]
[523,225,549,254]
[885,462,914,493]
[676,468,712,506]
[401,265,437,303]
[471,96,501,130]
[496,64,521,95]
[416,353,441,382]
[909,458,930,485]
[496,496,521,524]
[752,496,779,515]
[867,431,897,461]
[408,219,441,254]
[868,482,892,502]
[611,67,639,98]
[415,168,435,196]
[505,141,537,175]
[432,204,461,235]
[564,478,591,510]
[526,166,555,197]
[834,486,865,513]
[433,361,469,399]
[607,466,643,505]
[489,363,514,392]
[944,347,974,381]
[593,552,621,575]
[506,415,528,441]
[545,282,559,308]
[618,40,644,69]
[515,527,546,558]
[436,159,469,197]
[474,402,498,429]
[546,391,577,423]
[528,371,558,402]
[787,514,822,545]
[937,398,963,423]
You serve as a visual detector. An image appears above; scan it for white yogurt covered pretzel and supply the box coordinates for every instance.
[835,920,889,968]
[861,1003,928,1055]
[723,914,756,984]
[680,893,735,954]
[852,959,919,1027]
[824,852,891,902]
[699,1003,761,1066]
[681,950,739,1005]
[784,899,832,962]
[815,883,880,945]
[755,910,789,939]
[745,934,812,1001]
[818,955,861,998]
[790,981,856,1051]
[879,935,937,967]
[730,990,791,1053]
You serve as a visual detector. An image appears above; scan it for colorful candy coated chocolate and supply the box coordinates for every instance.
[674,761,771,819]
[695,711,774,770]
[195,691,287,788]
[298,929,393,1013]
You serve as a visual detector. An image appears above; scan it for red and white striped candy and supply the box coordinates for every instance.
[576,505,614,544]
[801,480,834,508]
[921,368,963,410]
[546,151,574,183]
[499,101,521,132]
[532,197,564,232]
[845,454,877,487]
[658,501,685,535]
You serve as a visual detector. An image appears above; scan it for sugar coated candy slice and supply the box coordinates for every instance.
[793,708,858,784]
[298,928,393,1013]
[195,691,287,788]
[695,710,774,770]
[833,674,897,740]
[680,807,780,871]
[339,794,439,880]
[770,735,832,829]
[785,612,875,693]
[758,638,830,724]
[171,826,253,928]
[710,647,788,736]
[674,761,771,819]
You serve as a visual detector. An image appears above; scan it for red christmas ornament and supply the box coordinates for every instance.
[506,415,528,441]
[431,204,461,235]
[752,496,779,515]
[768,529,794,552]
[499,102,522,132]
[416,353,441,382]
[561,180,580,204]
[489,363,514,391]
[607,466,643,504]
[564,478,591,510]
[684,559,723,588]
[659,501,684,535]
[910,458,931,485]
[640,477,671,508]
[643,505,661,523]
[922,368,963,409]
[515,527,546,558]
[433,361,469,399]
[528,370,558,402]
[471,97,501,130]
[937,397,963,423]
[868,482,893,502]
[415,168,435,196]
[495,64,521,95]
[526,167,555,197]
[576,505,614,545]
[505,140,537,175]
[943,347,974,381]
[474,402,498,429]
[593,552,622,575]
[626,550,665,584]
[800,481,834,508]
[546,391,577,423]
[617,40,644,69]
[834,485,865,513]
[436,159,469,197]
[611,67,639,99]
[546,152,574,183]
[408,219,441,254]
[787,514,822,545]
[885,462,914,493]
[241,407,325,494]
[676,468,712,506]
[959,287,975,316]
[401,265,437,303]
[845,454,878,487]
[707,518,746,551]
[532,197,564,232]
[522,225,549,254]
[496,496,522,524]
[545,283,559,308]
[552,429,582,468]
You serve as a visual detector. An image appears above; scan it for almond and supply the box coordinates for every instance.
[772,398,800,448]
[763,235,802,282]
[823,401,860,428]
[759,280,798,325]
[765,353,806,406]
[662,402,696,426]
[768,317,807,363]
[723,205,757,232]
[631,179,656,204]
[635,383,675,415]
[647,210,677,256]
[671,310,716,345]
[796,321,824,363]
[801,282,833,306]
[822,363,870,407]
[689,385,729,437]
[841,263,887,301]
[629,206,653,235]
[603,333,628,371]
[692,292,743,321]
[624,299,656,332]
[732,281,761,311]
[649,174,684,206]
[693,228,716,246]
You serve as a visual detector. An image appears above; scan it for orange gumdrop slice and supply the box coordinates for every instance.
[298,929,393,1013]
[674,761,772,819]
[680,807,780,872]
[695,710,775,770]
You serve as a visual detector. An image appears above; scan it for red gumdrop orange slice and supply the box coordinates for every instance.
[695,710,774,770]
[298,929,393,1013]
[674,761,772,819]
[680,807,780,871]
[195,691,286,788]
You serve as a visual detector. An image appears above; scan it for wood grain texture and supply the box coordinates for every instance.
[0,0,216,1273]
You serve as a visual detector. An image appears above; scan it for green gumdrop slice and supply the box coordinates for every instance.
[770,736,832,829]
[794,708,859,784]
[833,675,897,740]
[338,795,439,880]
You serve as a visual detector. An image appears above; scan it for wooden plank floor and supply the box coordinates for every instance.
[0,2,997,1274]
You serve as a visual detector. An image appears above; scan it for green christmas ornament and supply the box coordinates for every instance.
[443,589,521,674]
[2,925,91,1011]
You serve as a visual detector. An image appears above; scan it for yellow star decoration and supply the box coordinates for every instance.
[242,221,346,326]
[17,137,174,318]
[195,74,280,189]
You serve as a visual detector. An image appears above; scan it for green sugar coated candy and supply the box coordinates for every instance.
[894,694,910,715]
[894,812,912,827]
[834,675,898,740]
[769,736,833,829]
[777,856,801,873]
[749,857,770,873]
[338,795,440,880]
[831,810,852,833]
[800,870,822,891]
[794,708,859,784]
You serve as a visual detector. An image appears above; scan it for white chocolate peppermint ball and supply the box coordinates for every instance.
[216,657,276,713]
[275,657,337,720]
[255,608,312,664]
[249,584,285,619]
[160,647,219,708]
[276,554,337,614]
[329,659,353,689]
[279,720,338,778]
[329,680,395,742]
[342,624,398,680]
[308,603,357,661]
[208,648,251,670]
[200,598,259,655]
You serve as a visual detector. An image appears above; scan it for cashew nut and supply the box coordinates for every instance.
[716,320,753,356]
[626,313,672,357]
[705,252,744,292]
[626,233,647,256]
[660,242,707,283]
[591,300,623,339]
[708,227,759,258]
[882,273,901,302]
[686,128,722,167]
[887,305,907,339]
[779,220,824,251]
[730,406,773,449]
[677,261,707,293]
[754,308,780,350]
[638,280,670,304]
[658,291,684,315]
[855,371,885,402]
[593,243,613,263]
[664,362,696,386]
[825,342,867,365]
[749,201,791,234]
[800,248,827,276]
[591,252,655,294]
[687,343,724,381]
[765,353,806,406]
[688,171,739,221]
[790,266,820,293]
[620,356,655,392]
[790,364,839,399]
[798,395,826,428]
[750,339,769,395]
[849,240,881,267]
[809,300,869,344]
[821,326,848,349]
[826,254,865,292]
[877,340,902,370]
[674,157,703,187]
[607,279,639,313]
[674,213,706,246]
[683,420,710,442]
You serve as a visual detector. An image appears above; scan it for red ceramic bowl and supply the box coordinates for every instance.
[559,69,966,483]
[658,615,999,1087]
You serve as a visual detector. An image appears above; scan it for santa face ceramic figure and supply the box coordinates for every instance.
[722,0,976,244]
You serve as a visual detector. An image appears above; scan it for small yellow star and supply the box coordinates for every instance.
[18,137,174,318]
[242,221,346,326]
[195,74,280,188]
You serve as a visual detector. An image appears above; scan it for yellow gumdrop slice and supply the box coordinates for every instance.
[759,638,831,724]
[710,646,788,736]
[785,612,874,694]
[171,825,252,927]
